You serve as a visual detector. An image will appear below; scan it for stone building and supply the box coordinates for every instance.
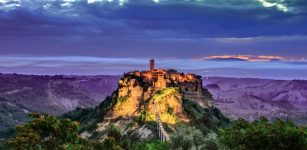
[154,72,167,89]
[150,59,155,72]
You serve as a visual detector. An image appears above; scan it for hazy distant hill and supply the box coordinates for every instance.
[204,77,307,125]
[0,74,120,133]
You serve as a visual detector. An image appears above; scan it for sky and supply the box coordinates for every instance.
[0,0,307,79]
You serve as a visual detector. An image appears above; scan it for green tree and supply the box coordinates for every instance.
[202,132,220,150]
[220,117,307,150]
[101,137,123,150]
[101,124,124,150]
[5,113,91,150]
[192,129,204,149]
[170,125,203,150]
[107,124,122,143]
[133,139,170,150]
[170,124,227,150]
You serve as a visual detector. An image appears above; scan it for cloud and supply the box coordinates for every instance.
[257,0,288,12]
[0,1,306,38]
[0,0,306,40]
[0,0,306,62]
[203,55,289,62]
[0,0,304,13]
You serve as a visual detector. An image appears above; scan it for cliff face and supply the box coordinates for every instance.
[86,69,213,140]
[127,69,212,105]
[113,69,212,120]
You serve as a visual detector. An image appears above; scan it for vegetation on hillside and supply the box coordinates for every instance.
[182,98,231,134]
[165,98,231,150]
[61,90,119,132]
[146,88,182,124]
[2,86,307,150]
[99,124,170,150]
[2,102,307,150]
[220,117,307,150]
[170,124,224,150]
[4,113,92,150]
[1,113,169,150]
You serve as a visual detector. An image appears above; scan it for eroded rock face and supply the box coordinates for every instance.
[90,69,212,140]
[113,69,212,119]
[129,69,212,106]
[114,78,144,117]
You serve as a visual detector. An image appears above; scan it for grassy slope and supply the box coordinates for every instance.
[62,90,119,132]
[182,98,231,134]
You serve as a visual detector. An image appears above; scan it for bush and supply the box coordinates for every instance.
[107,124,122,143]
[170,124,203,150]
[203,133,221,150]
[5,113,92,150]
[165,103,174,115]
[101,124,128,150]
[119,96,128,103]
[182,99,231,134]
[133,139,170,150]
[170,124,225,150]
[137,109,148,124]
[220,117,307,150]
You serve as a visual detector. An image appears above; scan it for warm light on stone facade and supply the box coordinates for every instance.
[155,73,166,88]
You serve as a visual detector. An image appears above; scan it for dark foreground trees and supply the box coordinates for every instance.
[3,113,169,150]
[220,117,307,150]
[5,113,91,150]
[3,112,307,150]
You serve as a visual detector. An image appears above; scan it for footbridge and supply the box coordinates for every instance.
[154,100,170,142]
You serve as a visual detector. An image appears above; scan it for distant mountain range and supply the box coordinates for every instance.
[0,73,120,134]
[1,74,307,139]
[204,77,307,125]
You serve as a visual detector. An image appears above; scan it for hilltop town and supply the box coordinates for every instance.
[71,60,215,141]
[123,60,212,108]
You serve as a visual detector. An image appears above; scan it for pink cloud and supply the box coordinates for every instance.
[203,55,289,62]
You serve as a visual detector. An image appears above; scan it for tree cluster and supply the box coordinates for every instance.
[220,117,307,150]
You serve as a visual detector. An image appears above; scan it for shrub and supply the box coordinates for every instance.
[220,117,307,150]
[165,103,174,115]
[182,99,231,134]
[133,139,170,150]
[5,113,92,150]
[170,124,203,150]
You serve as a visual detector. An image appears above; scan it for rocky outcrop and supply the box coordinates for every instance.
[87,69,213,140]
[126,69,213,107]
[114,69,213,120]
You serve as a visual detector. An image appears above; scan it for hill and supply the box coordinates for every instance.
[0,73,119,139]
[63,69,230,142]
[204,77,307,124]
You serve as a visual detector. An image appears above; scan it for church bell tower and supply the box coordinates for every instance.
[150,59,155,72]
